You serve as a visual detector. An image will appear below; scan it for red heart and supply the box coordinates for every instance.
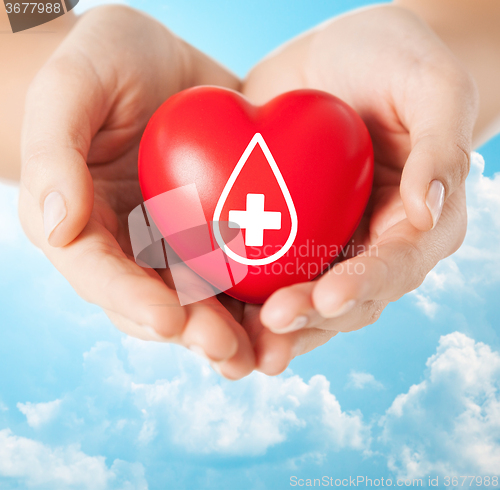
[138,86,373,304]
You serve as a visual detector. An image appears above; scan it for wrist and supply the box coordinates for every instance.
[395,0,500,146]
[0,8,76,182]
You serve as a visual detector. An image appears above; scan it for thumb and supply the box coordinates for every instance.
[399,64,479,231]
[20,52,111,247]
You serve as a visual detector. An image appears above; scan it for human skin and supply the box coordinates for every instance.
[16,6,260,380]
[3,1,500,180]
[240,2,499,374]
[395,0,500,147]
[242,4,480,373]
[0,7,76,182]
[2,3,499,378]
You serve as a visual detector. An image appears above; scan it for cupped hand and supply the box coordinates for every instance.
[19,4,479,381]
[241,4,479,374]
[18,5,255,379]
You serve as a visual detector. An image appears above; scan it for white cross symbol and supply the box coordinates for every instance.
[228,193,282,247]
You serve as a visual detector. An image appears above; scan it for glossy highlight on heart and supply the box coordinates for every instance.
[138,86,374,304]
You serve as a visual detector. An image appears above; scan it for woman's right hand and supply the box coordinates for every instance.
[18,5,256,379]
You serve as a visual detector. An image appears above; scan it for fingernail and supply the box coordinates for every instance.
[209,361,233,380]
[426,180,445,229]
[141,325,169,342]
[43,191,66,241]
[210,361,222,375]
[277,315,309,333]
[323,299,356,319]
[188,344,209,360]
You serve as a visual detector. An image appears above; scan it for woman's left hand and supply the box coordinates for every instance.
[239,4,478,375]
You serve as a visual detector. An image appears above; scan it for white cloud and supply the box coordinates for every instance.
[17,399,62,429]
[286,451,327,471]
[346,371,384,390]
[82,342,134,406]
[131,373,302,455]
[410,291,438,319]
[380,332,500,478]
[413,152,500,315]
[137,411,157,446]
[0,429,147,489]
[78,337,372,457]
[0,183,111,337]
[317,375,371,450]
[454,152,500,281]
[3,151,499,485]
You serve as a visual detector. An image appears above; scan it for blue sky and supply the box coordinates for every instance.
[1,1,500,488]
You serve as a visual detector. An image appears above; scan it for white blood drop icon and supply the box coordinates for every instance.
[213,133,298,266]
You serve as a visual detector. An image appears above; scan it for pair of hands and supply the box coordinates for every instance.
[18,5,478,379]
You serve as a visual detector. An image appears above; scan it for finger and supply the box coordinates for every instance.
[312,186,466,317]
[104,266,243,365]
[260,282,323,334]
[209,321,256,380]
[34,209,187,338]
[20,31,118,248]
[216,293,245,324]
[201,299,255,380]
[254,326,338,376]
[180,303,239,363]
[19,177,190,340]
[104,309,177,343]
[154,266,246,364]
[155,267,254,374]
[398,55,478,231]
[180,299,254,379]
[262,186,465,332]
[104,306,246,373]
[261,279,388,334]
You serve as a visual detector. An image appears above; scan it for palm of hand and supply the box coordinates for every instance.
[235,6,472,374]
[87,33,467,377]
[22,4,473,379]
